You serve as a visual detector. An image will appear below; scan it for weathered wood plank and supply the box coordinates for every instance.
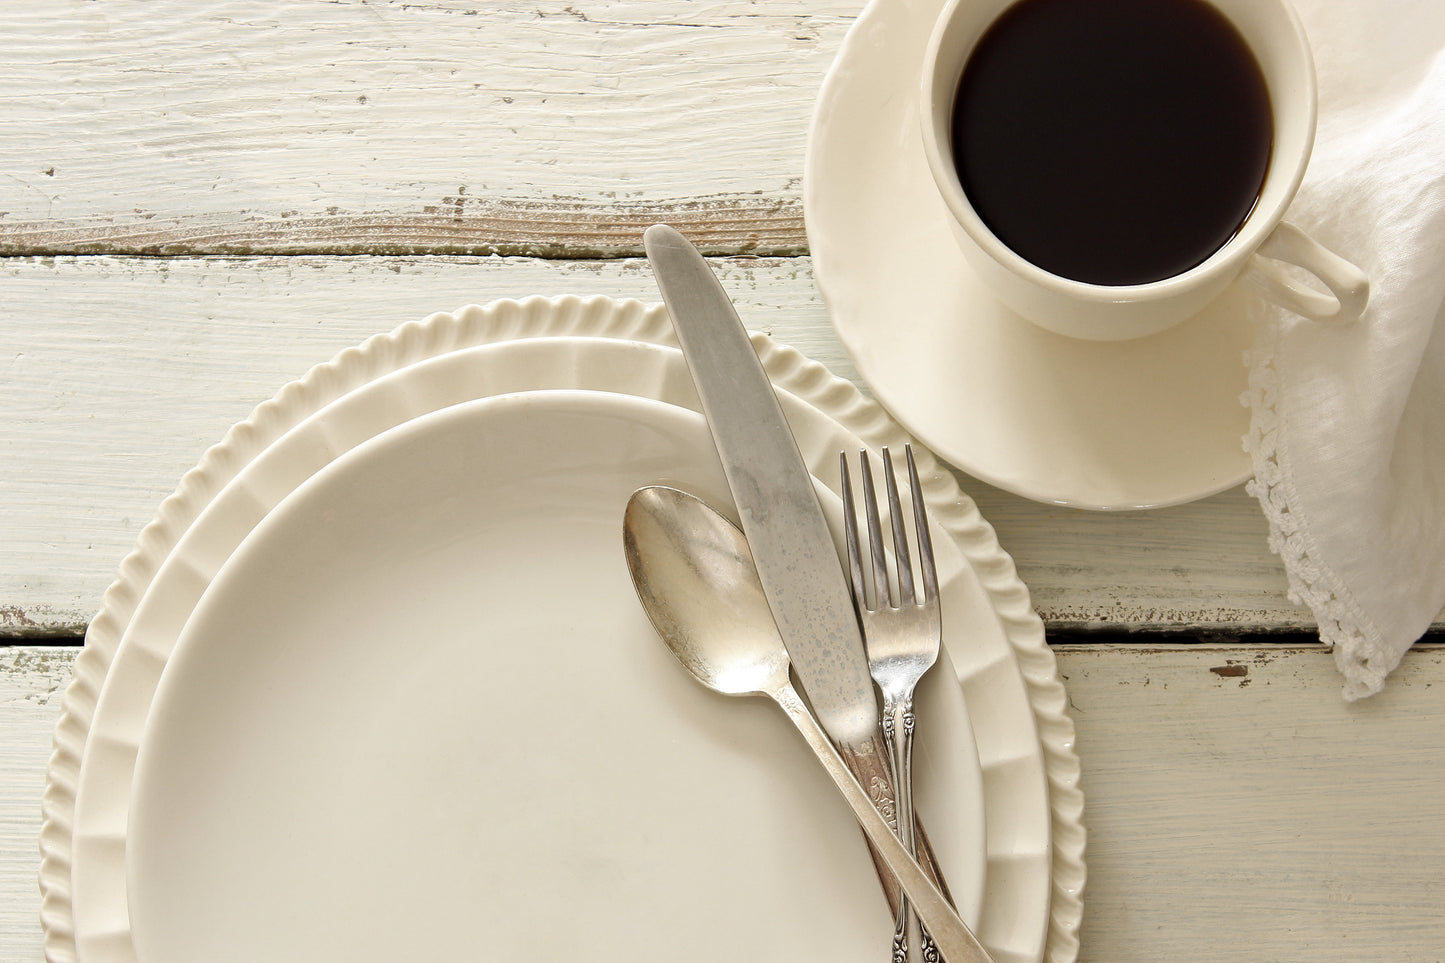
[1064,643,1445,962]
[1,253,1309,637]
[0,0,853,257]
[5,644,1443,961]
[2,0,1421,259]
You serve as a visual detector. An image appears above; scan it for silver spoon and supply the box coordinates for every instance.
[622,485,995,963]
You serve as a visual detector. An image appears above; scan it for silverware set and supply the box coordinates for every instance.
[631,224,995,962]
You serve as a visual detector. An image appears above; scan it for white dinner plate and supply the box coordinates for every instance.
[127,390,986,962]
[804,0,1256,510]
[49,297,1081,963]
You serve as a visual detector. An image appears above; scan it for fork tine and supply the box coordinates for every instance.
[882,447,915,607]
[839,452,869,613]
[858,449,891,608]
[905,445,939,604]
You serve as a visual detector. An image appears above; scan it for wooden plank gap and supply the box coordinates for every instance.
[0,196,809,259]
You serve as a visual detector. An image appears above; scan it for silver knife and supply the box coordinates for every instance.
[644,223,877,746]
[644,224,983,962]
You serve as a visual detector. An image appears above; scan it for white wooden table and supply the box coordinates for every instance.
[3,3,1441,961]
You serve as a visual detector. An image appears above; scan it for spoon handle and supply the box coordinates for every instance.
[772,682,996,963]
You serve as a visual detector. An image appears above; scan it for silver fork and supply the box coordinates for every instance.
[841,444,943,963]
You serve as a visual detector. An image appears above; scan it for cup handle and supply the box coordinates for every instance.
[1238,220,1369,324]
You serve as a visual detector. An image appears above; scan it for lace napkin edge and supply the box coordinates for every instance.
[1241,322,1396,700]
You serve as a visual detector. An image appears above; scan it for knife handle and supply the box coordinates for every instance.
[775,684,993,963]
[838,734,957,921]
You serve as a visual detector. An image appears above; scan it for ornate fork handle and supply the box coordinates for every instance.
[883,692,939,962]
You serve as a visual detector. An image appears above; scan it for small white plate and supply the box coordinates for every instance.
[804,0,1256,510]
[127,390,986,963]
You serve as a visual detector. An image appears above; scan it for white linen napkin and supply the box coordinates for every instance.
[1242,5,1445,699]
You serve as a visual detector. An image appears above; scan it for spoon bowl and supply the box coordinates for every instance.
[623,485,791,698]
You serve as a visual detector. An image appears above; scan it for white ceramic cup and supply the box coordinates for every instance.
[920,0,1369,341]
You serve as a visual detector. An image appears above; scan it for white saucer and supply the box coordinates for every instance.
[128,390,986,963]
[804,0,1255,510]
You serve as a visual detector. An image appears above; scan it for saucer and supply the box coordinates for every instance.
[804,0,1255,510]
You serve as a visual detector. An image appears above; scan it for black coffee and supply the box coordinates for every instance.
[950,0,1272,286]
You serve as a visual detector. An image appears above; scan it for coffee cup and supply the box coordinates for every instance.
[920,0,1369,341]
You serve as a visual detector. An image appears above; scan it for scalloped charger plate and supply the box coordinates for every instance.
[44,297,1083,963]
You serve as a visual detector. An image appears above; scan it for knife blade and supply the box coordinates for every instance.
[643,222,879,746]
